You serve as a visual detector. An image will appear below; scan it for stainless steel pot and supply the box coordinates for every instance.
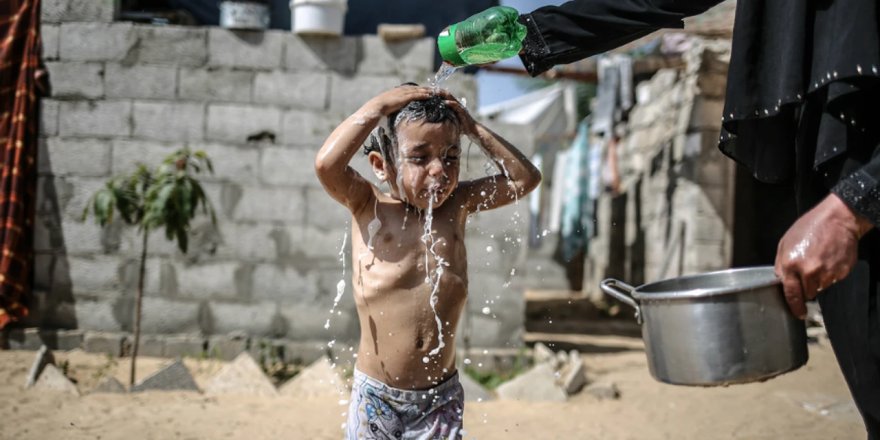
[600,266,808,386]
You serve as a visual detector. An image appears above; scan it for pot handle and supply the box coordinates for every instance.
[600,279,642,324]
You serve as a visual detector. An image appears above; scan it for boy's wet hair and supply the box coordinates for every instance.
[364,83,459,163]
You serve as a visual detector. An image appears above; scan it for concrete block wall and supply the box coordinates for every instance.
[586,39,734,291]
[31,1,529,352]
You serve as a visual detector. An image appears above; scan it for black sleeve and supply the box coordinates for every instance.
[518,0,724,76]
[832,148,880,228]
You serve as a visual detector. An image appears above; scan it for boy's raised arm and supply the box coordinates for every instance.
[314,85,435,213]
[448,99,542,213]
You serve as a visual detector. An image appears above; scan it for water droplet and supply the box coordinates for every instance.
[857,65,863,74]
[485,245,493,252]
[833,71,838,78]
[463,358,472,365]
[422,356,430,364]
[481,307,491,315]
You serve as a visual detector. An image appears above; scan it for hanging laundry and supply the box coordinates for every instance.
[556,120,594,263]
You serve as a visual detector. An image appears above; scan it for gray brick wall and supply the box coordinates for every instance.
[34,4,525,351]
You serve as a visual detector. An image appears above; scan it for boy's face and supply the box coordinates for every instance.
[385,119,461,210]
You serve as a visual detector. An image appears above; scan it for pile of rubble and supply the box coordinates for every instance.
[24,343,620,403]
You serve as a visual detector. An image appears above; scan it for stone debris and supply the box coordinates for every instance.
[560,354,587,396]
[25,345,55,388]
[32,364,80,396]
[532,342,555,365]
[131,359,200,393]
[205,352,278,397]
[279,357,346,398]
[585,381,621,400]
[92,376,126,394]
[496,363,566,402]
[459,371,494,402]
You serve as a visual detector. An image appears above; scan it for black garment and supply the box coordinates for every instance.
[518,0,880,436]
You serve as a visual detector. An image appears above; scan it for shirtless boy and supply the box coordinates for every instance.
[314,84,541,439]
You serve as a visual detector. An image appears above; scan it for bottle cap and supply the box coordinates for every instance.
[437,24,466,67]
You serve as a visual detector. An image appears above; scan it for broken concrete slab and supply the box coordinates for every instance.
[460,371,494,402]
[496,363,566,402]
[25,345,55,388]
[32,364,79,396]
[205,352,277,397]
[532,342,555,365]
[561,355,587,396]
[131,359,200,393]
[585,381,620,400]
[279,357,345,398]
[92,376,126,394]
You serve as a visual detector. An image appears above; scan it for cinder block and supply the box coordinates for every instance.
[253,71,328,110]
[304,187,348,229]
[58,100,131,137]
[233,186,305,223]
[259,146,315,186]
[208,302,278,337]
[135,334,166,358]
[213,222,282,262]
[283,35,357,74]
[278,302,353,341]
[83,331,126,355]
[132,101,205,142]
[279,340,326,365]
[689,98,724,131]
[40,99,60,136]
[138,298,202,334]
[206,104,281,143]
[328,74,402,114]
[164,334,207,359]
[60,255,124,294]
[5,328,44,350]
[59,22,136,62]
[208,29,283,70]
[207,334,248,361]
[54,176,109,221]
[251,264,320,303]
[357,35,434,78]
[50,329,85,351]
[186,142,259,183]
[175,262,241,300]
[38,138,111,177]
[280,109,338,147]
[42,0,117,23]
[59,219,105,254]
[298,225,346,260]
[133,25,208,67]
[104,64,176,100]
[178,68,253,103]
[41,24,60,60]
[111,139,178,175]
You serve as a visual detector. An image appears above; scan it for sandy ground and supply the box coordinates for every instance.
[0,336,866,440]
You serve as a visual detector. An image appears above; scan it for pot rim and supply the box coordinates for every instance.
[631,266,781,301]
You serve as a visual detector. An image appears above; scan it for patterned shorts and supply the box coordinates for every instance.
[345,369,464,440]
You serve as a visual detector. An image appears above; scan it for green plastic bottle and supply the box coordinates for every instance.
[437,6,527,67]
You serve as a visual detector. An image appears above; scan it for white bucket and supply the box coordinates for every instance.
[290,0,347,36]
[220,1,270,30]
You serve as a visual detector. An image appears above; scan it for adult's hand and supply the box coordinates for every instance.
[774,194,874,318]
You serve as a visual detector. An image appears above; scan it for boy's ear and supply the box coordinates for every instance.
[368,151,389,181]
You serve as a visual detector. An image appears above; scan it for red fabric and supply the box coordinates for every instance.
[0,0,41,329]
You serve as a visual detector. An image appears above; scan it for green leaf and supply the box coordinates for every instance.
[176,227,188,253]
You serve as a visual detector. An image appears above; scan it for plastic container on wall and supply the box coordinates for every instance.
[220,1,271,30]
[290,0,347,36]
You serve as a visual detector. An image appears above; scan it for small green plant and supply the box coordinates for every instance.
[83,149,216,386]
[464,350,532,390]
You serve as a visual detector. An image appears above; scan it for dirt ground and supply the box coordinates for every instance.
[0,336,865,440]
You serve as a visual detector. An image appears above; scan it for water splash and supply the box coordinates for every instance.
[430,62,460,90]
[420,196,449,359]
[325,231,348,330]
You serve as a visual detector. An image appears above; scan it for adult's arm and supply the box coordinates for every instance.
[774,149,879,319]
[518,0,724,76]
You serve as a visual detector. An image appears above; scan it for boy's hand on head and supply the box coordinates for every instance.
[443,96,478,137]
[365,85,436,117]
